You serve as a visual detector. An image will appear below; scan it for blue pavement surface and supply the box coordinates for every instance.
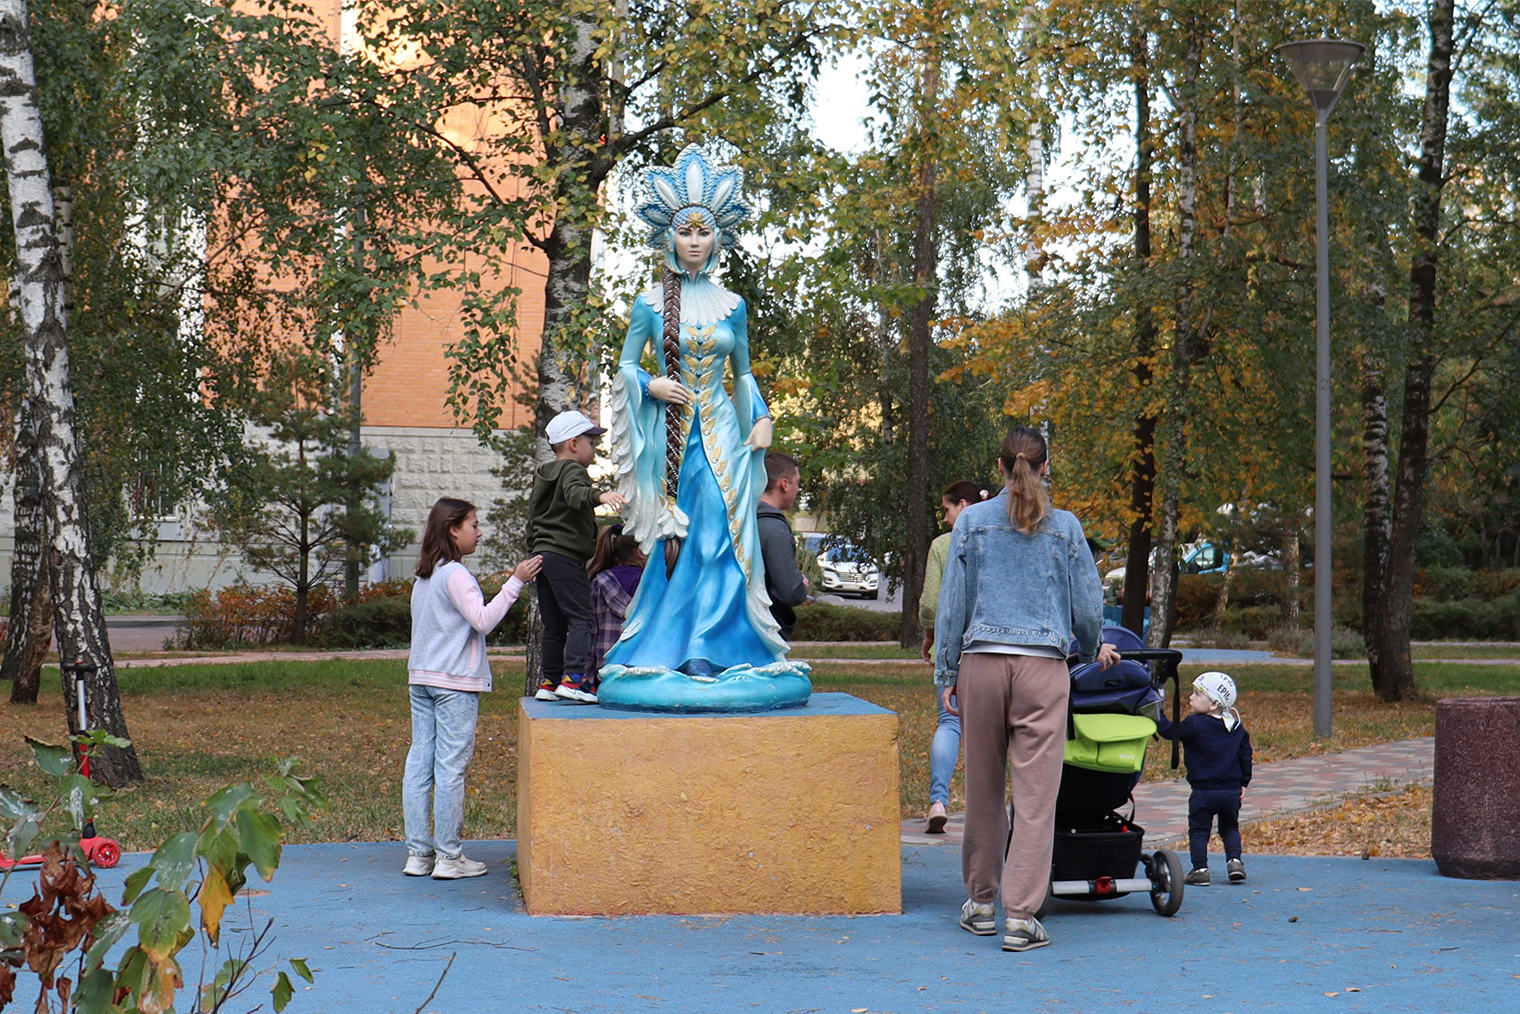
[19,842,1518,1013]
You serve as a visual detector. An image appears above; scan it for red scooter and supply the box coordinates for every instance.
[0,660,122,871]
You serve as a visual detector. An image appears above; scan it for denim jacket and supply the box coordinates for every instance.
[932,492,1103,686]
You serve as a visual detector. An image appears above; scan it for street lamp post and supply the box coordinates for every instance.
[1276,39,1364,738]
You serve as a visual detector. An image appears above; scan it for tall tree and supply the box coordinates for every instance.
[0,0,141,783]
[1374,0,1455,701]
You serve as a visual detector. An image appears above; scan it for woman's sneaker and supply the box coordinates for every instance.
[534,679,560,702]
[555,674,598,703]
[402,853,434,877]
[1227,858,1247,883]
[1185,867,1210,886]
[925,801,948,834]
[432,855,488,879]
[958,899,996,935]
[1002,916,1050,952]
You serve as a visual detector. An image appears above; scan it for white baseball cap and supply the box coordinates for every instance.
[546,410,606,445]
[1193,671,1237,711]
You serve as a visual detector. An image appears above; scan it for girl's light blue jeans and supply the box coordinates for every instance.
[930,686,962,805]
[403,684,479,859]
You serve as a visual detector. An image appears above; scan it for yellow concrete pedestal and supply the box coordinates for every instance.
[516,692,901,916]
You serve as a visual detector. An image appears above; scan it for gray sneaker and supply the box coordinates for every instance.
[1227,858,1247,883]
[1185,867,1210,887]
[958,899,996,936]
[402,853,435,877]
[432,855,488,879]
[1002,916,1050,952]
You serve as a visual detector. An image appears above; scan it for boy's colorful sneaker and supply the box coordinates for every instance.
[554,674,598,703]
[958,899,996,936]
[1002,916,1050,952]
[534,679,560,702]
[1185,867,1210,887]
[1227,858,1247,883]
[402,853,434,877]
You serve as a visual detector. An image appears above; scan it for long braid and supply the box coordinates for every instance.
[661,271,685,575]
[662,270,684,497]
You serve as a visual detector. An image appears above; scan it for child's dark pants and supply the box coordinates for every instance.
[537,551,595,683]
[1187,788,1243,870]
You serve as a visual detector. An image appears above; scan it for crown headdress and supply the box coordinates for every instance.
[634,143,751,251]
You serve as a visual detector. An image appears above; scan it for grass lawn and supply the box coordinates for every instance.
[1408,643,1520,659]
[2,657,1510,855]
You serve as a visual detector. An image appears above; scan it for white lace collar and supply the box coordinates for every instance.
[639,275,742,325]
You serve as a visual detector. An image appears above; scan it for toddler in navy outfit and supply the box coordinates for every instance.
[1156,671,1253,886]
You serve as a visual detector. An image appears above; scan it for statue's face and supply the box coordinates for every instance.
[674,219,716,272]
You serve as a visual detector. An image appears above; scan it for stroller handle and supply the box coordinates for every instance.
[1114,649,1184,770]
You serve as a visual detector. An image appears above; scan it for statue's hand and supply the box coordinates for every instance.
[745,416,774,451]
[647,376,693,406]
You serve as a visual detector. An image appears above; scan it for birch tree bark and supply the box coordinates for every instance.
[1,400,49,704]
[1376,0,1455,702]
[1121,26,1157,638]
[0,0,142,783]
[1146,33,1201,649]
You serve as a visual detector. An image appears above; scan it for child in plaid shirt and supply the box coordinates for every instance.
[587,524,647,684]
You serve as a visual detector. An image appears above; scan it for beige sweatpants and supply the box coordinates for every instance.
[957,651,1069,920]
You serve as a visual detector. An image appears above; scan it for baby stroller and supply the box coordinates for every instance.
[1035,625,1184,918]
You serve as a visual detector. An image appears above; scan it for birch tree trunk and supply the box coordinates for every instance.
[1360,351,1391,674]
[1146,38,1201,650]
[900,38,940,649]
[522,9,605,688]
[0,0,142,783]
[1377,0,1454,702]
[1121,27,1157,638]
[1281,531,1301,629]
[2,396,48,702]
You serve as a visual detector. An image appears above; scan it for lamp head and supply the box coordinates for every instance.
[1275,39,1365,120]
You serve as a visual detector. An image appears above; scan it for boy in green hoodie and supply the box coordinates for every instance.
[526,410,627,703]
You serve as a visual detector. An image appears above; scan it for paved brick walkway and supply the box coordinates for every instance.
[900,735,1435,847]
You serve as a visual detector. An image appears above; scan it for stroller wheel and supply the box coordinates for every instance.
[1148,849,1184,916]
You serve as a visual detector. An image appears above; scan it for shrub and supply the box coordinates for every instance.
[1413,568,1520,602]
[1265,624,1363,659]
[316,596,412,649]
[1188,627,1251,650]
[1173,574,1224,630]
[1212,605,1283,639]
[312,579,531,650]
[792,601,900,641]
[1409,593,1520,640]
[173,584,338,650]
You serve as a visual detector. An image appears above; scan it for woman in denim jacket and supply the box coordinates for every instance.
[934,426,1119,952]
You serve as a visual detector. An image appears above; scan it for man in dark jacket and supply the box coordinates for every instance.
[758,452,809,639]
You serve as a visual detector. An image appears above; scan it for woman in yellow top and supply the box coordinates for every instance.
[919,481,988,832]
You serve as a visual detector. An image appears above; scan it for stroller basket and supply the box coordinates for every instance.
[1052,812,1145,883]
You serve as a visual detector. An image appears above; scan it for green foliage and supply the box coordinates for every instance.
[791,602,900,641]
[0,736,324,1013]
[315,596,413,650]
[211,355,414,644]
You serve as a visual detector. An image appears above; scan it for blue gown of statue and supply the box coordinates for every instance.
[597,275,811,712]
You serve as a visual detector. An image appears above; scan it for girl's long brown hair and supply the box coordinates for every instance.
[415,497,477,578]
[997,427,1050,534]
[587,522,647,576]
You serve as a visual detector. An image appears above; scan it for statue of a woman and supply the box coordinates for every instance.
[596,143,811,712]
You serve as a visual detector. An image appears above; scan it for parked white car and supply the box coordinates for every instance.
[801,534,881,599]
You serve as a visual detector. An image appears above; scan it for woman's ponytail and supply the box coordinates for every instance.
[997,427,1050,534]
